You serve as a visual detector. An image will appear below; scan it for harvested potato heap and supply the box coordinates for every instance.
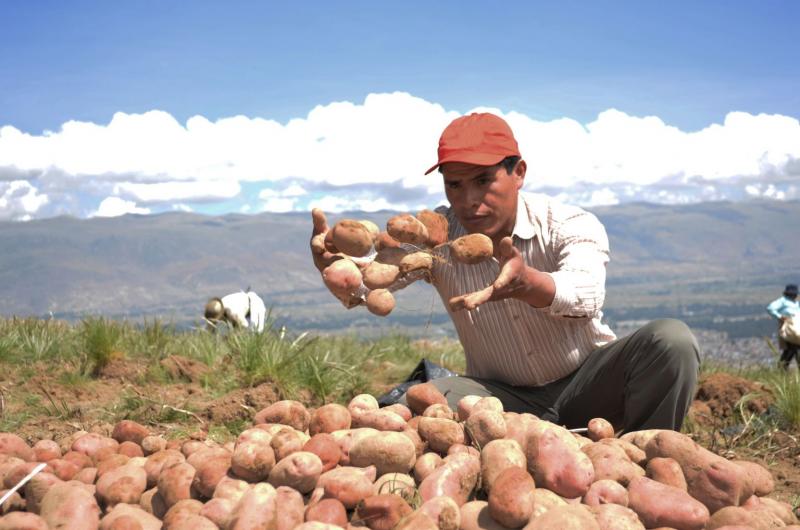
[1,387,798,530]
[312,210,494,317]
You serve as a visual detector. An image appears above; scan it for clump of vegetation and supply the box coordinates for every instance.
[79,316,124,376]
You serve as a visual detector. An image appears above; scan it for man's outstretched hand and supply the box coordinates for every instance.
[448,236,555,311]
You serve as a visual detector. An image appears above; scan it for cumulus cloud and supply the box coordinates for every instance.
[0,91,798,219]
[0,181,49,220]
[92,197,151,217]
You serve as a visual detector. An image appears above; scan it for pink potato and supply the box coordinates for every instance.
[322,260,363,297]
[96,463,148,507]
[523,504,599,530]
[46,459,79,481]
[627,476,710,530]
[100,504,161,530]
[74,467,98,485]
[526,422,595,499]
[582,441,644,486]
[351,409,406,431]
[317,465,377,510]
[414,452,443,483]
[267,451,323,493]
[355,493,413,530]
[644,430,754,513]
[254,400,311,431]
[488,467,535,528]
[480,439,526,494]
[332,219,373,257]
[117,442,144,459]
[423,403,455,419]
[456,395,483,422]
[366,289,396,316]
[303,434,342,472]
[504,414,539,454]
[0,512,49,530]
[161,499,203,530]
[382,404,412,422]
[32,440,61,462]
[226,483,277,530]
[270,428,306,461]
[348,432,416,476]
[310,404,352,435]
[305,498,348,527]
[71,433,119,459]
[40,481,101,530]
[459,501,508,530]
[23,472,62,515]
[156,462,198,508]
[96,454,130,478]
[348,394,379,416]
[330,428,378,466]
[0,434,35,462]
[419,452,480,506]
[199,497,235,528]
[401,428,426,457]
[597,438,647,466]
[646,457,687,491]
[587,418,615,441]
[386,213,429,246]
[143,449,185,488]
[419,496,461,530]
[732,460,774,497]
[4,462,52,490]
[582,479,628,507]
[111,421,150,445]
[529,488,568,520]
[191,454,231,498]
[274,485,305,530]
[212,476,250,502]
[231,440,276,482]
[589,504,645,530]
[417,417,465,454]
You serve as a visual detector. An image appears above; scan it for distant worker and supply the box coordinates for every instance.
[766,283,799,370]
[204,290,267,332]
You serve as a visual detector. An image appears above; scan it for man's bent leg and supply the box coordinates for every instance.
[553,319,700,433]
[398,376,563,417]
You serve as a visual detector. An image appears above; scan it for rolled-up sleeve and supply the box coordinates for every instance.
[545,210,610,318]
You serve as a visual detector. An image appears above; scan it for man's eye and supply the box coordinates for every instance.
[477,178,490,186]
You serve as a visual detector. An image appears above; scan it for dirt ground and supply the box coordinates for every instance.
[2,360,798,508]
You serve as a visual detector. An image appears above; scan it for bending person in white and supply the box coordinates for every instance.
[204,290,266,332]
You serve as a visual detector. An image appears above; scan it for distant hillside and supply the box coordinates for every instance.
[0,200,797,339]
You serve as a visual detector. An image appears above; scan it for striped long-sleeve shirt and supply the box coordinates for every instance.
[429,191,616,387]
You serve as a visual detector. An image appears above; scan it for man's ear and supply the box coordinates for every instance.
[514,160,527,190]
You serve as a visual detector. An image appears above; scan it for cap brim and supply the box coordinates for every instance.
[424,153,510,175]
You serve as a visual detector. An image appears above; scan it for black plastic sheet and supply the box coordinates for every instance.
[376,358,457,407]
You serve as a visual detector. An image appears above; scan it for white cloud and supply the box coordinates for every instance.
[261,197,297,213]
[92,197,151,217]
[0,181,49,220]
[308,195,421,213]
[1,92,799,220]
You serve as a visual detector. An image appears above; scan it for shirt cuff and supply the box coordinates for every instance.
[539,272,578,316]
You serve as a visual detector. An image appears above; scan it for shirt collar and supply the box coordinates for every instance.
[511,192,536,240]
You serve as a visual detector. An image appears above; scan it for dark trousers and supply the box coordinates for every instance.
[401,319,700,433]
[779,339,799,370]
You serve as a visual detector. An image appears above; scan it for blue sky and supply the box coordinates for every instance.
[1,1,799,219]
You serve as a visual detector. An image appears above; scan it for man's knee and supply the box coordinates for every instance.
[642,319,700,364]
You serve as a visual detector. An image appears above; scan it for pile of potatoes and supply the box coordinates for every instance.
[312,210,493,317]
[1,382,798,530]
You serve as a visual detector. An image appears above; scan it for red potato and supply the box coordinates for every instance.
[582,442,644,486]
[419,452,481,506]
[398,252,433,276]
[366,289,396,316]
[139,488,168,519]
[373,473,415,498]
[310,404,352,435]
[226,483,277,530]
[212,476,250,502]
[447,444,481,458]
[743,496,799,526]
[457,395,483,422]
[330,428,378,466]
[587,418,615,441]
[322,260,362,297]
[4,462,52,490]
[72,433,119,459]
[46,459,79,481]
[96,454,130,478]
[32,440,61,462]
[589,504,645,530]
[317,465,377,510]
[62,451,92,470]
[296,523,346,530]
[192,454,231,499]
[449,234,493,264]
[644,430,754,513]
[526,422,595,499]
[270,428,307,461]
[165,514,217,530]
[267,451,323,493]
[100,504,161,530]
[459,501,508,530]
[488,467,535,529]
[732,460,775,497]
[199,497,235,528]
[40,481,101,530]
[422,403,455,419]
[0,512,49,530]
[161,499,203,530]
[57,431,89,455]
[416,209,449,247]
[529,488,568,520]
[386,214,429,246]
[348,394,379,416]
[619,429,666,451]
[420,496,460,530]
[0,457,25,486]
[401,428,426,458]
[705,506,764,530]
[96,463,147,507]
[414,452,443,483]
[646,457,687,491]
[117,442,144,459]
[382,404,412,422]
[522,504,599,530]
[23,472,61,515]
[0,433,35,462]
[504,414,538,454]
[417,417,466,454]
[480,439,526,494]
[111,421,150,445]
[393,511,438,530]
[303,434,342,472]
[143,449,185,488]
[254,400,311,432]
[236,428,272,445]
[140,436,167,456]
[597,438,647,466]
[348,432,416,476]
[582,479,628,507]
[274,485,305,530]
[363,261,400,290]
[74,467,98,485]
[231,436,275,482]
[351,409,406,431]
[305,498,348,527]
[627,476,710,530]
[355,494,413,530]
[465,409,506,449]
[332,219,374,257]
[156,462,198,508]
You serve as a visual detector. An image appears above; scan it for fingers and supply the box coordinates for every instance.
[311,208,329,235]
[449,285,494,312]
[498,236,515,258]
[493,238,523,291]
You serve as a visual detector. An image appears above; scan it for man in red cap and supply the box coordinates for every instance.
[311,112,700,433]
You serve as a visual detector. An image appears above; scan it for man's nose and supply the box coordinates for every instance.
[465,187,482,208]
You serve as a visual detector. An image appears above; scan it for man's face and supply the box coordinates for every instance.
[441,160,526,241]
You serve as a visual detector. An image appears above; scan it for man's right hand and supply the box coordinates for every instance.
[310,208,363,308]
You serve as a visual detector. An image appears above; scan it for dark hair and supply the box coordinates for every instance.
[437,155,522,174]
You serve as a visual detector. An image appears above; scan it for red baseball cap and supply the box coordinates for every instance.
[424,112,521,175]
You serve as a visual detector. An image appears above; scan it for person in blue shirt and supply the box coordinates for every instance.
[766,283,799,370]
